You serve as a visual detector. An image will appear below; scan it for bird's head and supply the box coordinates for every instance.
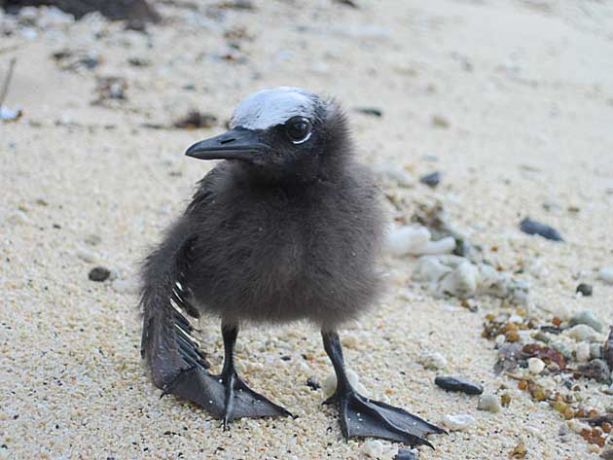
[185,87,351,183]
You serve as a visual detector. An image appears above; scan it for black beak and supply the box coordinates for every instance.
[185,128,269,162]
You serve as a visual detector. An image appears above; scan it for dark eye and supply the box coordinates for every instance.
[285,116,312,144]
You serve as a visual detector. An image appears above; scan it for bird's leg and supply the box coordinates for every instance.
[321,330,445,447]
[218,322,291,428]
[220,323,239,428]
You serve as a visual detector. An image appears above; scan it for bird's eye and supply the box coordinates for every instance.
[285,117,312,144]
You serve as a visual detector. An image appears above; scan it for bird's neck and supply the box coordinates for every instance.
[229,157,351,198]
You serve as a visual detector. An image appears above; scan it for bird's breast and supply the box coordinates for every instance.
[189,181,380,325]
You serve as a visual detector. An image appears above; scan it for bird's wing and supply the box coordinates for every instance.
[139,223,212,377]
[139,168,229,415]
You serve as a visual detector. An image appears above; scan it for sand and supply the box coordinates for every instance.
[1,0,613,458]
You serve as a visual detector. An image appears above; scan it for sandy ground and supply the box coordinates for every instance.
[1,0,613,459]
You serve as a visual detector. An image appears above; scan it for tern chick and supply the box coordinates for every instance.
[140,87,444,447]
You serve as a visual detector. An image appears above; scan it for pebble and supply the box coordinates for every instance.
[394,448,418,460]
[598,266,613,284]
[565,324,600,342]
[441,414,475,431]
[386,226,455,256]
[577,359,611,383]
[1,104,23,121]
[419,171,441,188]
[76,248,98,263]
[510,440,527,458]
[527,357,545,374]
[88,266,111,282]
[362,440,386,458]
[569,309,604,333]
[354,107,383,117]
[173,110,218,129]
[419,351,448,370]
[477,393,502,413]
[362,439,396,460]
[576,342,590,363]
[322,368,365,399]
[575,283,593,297]
[519,217,563,241]
[414,256,529,303]
[438,261,479,299]
[434,376,483,395]
[413,256,454,282]
[431,114,450,129]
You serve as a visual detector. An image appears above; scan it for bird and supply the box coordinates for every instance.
[140,87,444,447]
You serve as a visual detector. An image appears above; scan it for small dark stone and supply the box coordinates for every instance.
[88,266,111,282]
[173,111,218,130]
[333,0,359,8]
[575,283,593,297]
[539,325,562,335]
[280,355,291,361]
[434,376,483,395]
[394,448,418,460]
[127,57,151,67]
[577,359,611,383]
[306,377,321,390]
[215,0,255,10]
[354,107,383,117]
[519,217,563,241]
[95,76,127,102]
[52,49,100,72]
[80,56,100,70]
[431,114,450,128]
[419,171,441,188]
